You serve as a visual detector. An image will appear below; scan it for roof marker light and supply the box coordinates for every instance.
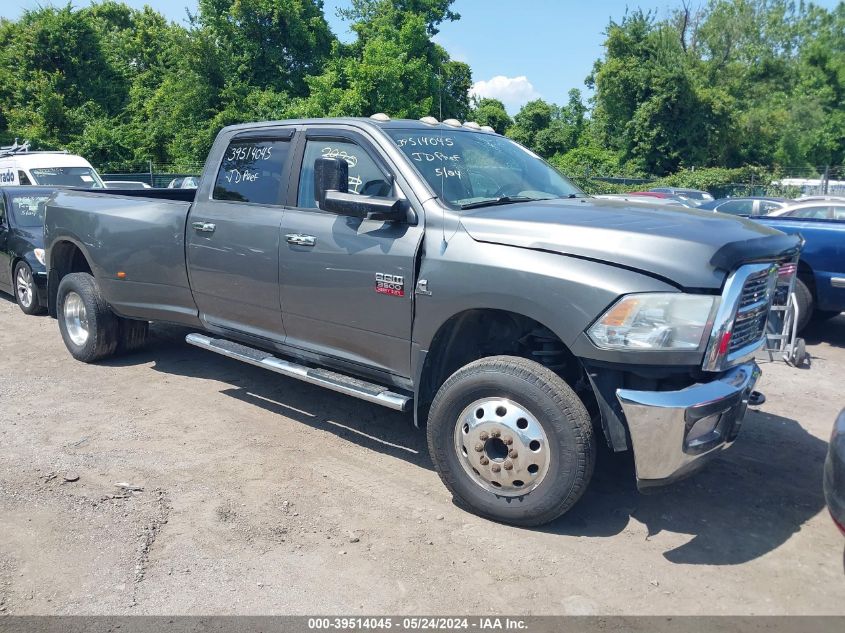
[419,116,439,125]
[370,113,390,122]
[443,118,461,127]
[462,121,481,130]
[480,125,495,133]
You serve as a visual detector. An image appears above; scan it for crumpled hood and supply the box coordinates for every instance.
[460,197,793,289]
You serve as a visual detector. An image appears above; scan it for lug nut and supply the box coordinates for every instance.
[479,431,489,441]
[504,436,513,445]
[480,456,489,465]
[504,460,513,471]
[491,429,501,438]
[491,464,501,473]
[508,450,518,459]
[474,443,484,452]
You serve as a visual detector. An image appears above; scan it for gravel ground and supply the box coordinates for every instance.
[0,293,843,615]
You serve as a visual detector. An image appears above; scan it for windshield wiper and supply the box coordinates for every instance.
[459,196,540,210]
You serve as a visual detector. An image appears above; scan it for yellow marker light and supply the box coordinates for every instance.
[117,271,126,279]
[600,297,641,327]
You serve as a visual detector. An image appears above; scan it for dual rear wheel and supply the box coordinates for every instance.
[56,273,149,362]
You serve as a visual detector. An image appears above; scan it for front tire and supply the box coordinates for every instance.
[57,273,119,363]
[427,356,595,527]
[14,261,44,315]
[794,278,814,333]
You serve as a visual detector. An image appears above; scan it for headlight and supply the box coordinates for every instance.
[588,293,717,351]
[33,248,46,266]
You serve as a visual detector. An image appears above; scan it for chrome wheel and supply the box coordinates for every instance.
[63,291,90,347]
[453,397,551,497]
[15,265,34,308]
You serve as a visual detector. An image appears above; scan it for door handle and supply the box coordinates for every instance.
[286,233,316,247]
[192,221,216,233]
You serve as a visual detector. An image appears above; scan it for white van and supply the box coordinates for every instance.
[0,149,105,189]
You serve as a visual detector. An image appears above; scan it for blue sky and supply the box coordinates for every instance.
[2,0,841,113]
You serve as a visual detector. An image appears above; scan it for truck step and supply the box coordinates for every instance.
[185,333,412,412]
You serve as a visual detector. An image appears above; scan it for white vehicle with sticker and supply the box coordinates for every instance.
[0,142,104,189]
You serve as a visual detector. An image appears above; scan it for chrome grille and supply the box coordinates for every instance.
[729,268,775,354]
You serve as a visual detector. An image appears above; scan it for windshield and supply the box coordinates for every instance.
[387,129,583,208]
[9,194,51,228]
[28,167,104,188]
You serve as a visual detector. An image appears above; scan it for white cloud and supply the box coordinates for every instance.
[469,75,540,113]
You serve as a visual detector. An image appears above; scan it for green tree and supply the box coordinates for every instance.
[470,97,512,134]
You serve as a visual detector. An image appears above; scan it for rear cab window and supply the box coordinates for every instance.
[213,136,292,205]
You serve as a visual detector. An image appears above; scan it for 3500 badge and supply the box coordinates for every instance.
[375,273,405,297]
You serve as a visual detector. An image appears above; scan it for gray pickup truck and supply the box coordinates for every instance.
[44,116,801,526]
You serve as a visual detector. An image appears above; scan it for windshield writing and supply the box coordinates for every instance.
[388,130,582,208]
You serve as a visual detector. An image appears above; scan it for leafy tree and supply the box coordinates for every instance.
[470,97,512,134]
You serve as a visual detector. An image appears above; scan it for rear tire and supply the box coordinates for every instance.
[57,273,119,363]
[427,355,595,527]
[794,278,813,333]
[14,261,44,315]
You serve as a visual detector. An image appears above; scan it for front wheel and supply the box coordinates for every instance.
[793,278,814,333]
[14,261,44,315]
[427,356,595,527]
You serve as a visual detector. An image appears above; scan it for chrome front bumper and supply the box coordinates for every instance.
[617,362,761,488]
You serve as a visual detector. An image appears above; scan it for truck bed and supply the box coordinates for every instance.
[45,189,199,323]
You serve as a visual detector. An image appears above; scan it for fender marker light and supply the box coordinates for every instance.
[117,271,127,279]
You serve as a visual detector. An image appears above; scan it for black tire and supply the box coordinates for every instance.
[794,277,814,333]
[426,355,595,527]
[56,273,120,363]
[118,318,150,354]
[13,261,45,315]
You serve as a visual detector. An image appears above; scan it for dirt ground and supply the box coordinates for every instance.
[0,293,843,616]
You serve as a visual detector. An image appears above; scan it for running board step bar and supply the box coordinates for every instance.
[185,333,412,412]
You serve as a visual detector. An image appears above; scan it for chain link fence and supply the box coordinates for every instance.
[97,163,204,188]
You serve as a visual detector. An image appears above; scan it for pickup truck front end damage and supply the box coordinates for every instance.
[618,361,759,487]
[586,260,794,488]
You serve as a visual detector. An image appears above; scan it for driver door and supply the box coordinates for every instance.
[278,129,423,379]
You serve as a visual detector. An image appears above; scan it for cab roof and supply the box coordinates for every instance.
[0,152,96,169]
[221,117,497,135]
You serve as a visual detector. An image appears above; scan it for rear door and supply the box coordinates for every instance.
[278,127,423,378]
[186,128,294,343]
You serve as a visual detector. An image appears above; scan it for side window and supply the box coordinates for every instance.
[18,171,31,186]
[759,200,782,214]
[831,205,845,221]
[297,139,391,209]
[0,195,6,224]
[717,200,753,215]
[788,206,830,219]
[213,138,290,204]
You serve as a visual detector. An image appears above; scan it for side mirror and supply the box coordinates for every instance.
[314,157,405,222]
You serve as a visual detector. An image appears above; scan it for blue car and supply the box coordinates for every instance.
[0,186,54,314]
[754,200,845,331]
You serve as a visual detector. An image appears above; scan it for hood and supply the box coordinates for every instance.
[460,198,798,289]
[14,226,44,247]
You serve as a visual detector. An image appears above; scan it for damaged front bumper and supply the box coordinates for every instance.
[617,362,761,489]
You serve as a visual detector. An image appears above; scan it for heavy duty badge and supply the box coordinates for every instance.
[375,273,405,297]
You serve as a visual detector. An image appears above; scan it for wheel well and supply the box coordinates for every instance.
[797,260,816,298]
[47,241,93,317]
[417,309,594,422]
